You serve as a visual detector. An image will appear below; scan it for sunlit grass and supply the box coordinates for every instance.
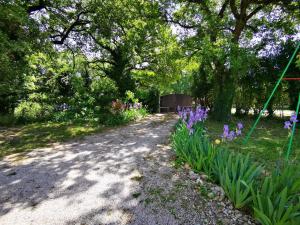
[0,121,105,158]
[206,116,300,170]
[0,109,148,158]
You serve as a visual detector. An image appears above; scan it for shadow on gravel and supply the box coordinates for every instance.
[0,114,177,225]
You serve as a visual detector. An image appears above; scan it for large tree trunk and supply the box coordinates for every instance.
[211,66,235,121]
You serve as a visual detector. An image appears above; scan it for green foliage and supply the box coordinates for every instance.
[124,91,138,104]
[172,115,300,224]
[251,164,300,225]
[99,108,147,126]
[172,122,217,177]
[14,101,54,122]
[0,3,39,113]
[214,150,262,209]
[136,88,159,113]
[0,114,17,126]
[172,120,262,206]
[170,0,299,120]
[91,77,119,106]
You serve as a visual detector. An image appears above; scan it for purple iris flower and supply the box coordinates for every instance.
[284,113,298,129]
[237,122,243,130]
[189,111,194,120]
[177,105,208,135]
[221,122,244,141]
[183,112,187,120]
[224,125,229,132]
[228,131,236,141]
[284,121,292,129]
[188,120,193,129]
[178,111,182,117]
[222,125,229,138]
[290,114,298,123]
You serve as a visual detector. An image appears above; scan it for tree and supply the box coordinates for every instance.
[0,1,40,113]
[0,0,183,115]
[84,0,179,95]
[164,0,299,120]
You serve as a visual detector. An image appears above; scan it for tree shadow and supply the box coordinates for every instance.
[0,114,176,225]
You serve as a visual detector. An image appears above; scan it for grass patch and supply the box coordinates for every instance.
[206,116,300,170]
[0,121,104,158]
[0,109,148,158]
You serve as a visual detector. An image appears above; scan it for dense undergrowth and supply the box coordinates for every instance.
[172,108,300,225]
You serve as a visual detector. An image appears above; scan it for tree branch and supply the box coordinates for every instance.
[246,5,264,20]
[229,0,240,19]
[218,0,230,18]
[27,0,48,13]
[166,17,198,29]
[51,11,89,45]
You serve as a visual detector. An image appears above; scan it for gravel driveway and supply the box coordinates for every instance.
[0,114,254,225]
[0,114,178,225]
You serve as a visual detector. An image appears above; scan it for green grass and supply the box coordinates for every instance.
[0,109,148,158]
[206,116,300,170]
[0,121,105,158]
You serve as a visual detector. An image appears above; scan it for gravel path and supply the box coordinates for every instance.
[0,114,254,225]
[0,114,177,225]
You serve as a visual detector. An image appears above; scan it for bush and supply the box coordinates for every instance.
[172,121,262,209]
[251,164,300,225]
[90,76,119,106]
[124,90,138,104]
[14,101,54,122]
[111,99,125,114]
[136,88,159,113]
[214,150,262,209]
[172,122,216,177]
[0,114,17,126]
[99,108,147,126]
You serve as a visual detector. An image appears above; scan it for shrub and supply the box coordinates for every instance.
[136,88,159,113]
[111,99,125,114]
[251,164,300,225]
[214,150,262,209]
[124,90,138,104]
[14,101,54,122]
[90,76,119,106]
[99,108,147,126]
[122,108,147,122]
[172,122,216,177]
[0,114,17,126]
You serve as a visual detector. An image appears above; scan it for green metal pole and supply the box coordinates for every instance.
[285,92,300,160]
[244,42,300,144]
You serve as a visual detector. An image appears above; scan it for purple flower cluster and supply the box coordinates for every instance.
[221,122,243,141]
[284,113,298,129]
[178,106,209,134]
[128,102,142,109]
